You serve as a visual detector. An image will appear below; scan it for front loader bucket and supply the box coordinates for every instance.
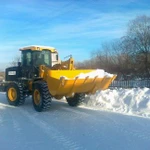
[43,69,116,98]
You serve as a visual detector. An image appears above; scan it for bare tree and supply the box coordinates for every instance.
[74,15,150,80]
[90,40,134,78]
[126,15,150,77]
[75,59,96,69]
[89,15,150,79]
[10,56,20,66]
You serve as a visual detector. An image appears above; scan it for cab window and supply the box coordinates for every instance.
[21,50,32,66]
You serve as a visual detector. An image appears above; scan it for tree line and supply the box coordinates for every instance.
[76,15,150,80]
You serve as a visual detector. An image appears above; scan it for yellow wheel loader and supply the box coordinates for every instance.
[0,45,116,112]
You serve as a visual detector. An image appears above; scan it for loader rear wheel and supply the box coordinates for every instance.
[32,82,52,112]
[6,82,25,106]
[66,93,85,107]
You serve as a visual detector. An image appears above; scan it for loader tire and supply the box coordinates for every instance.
[6,82,25,106]
[66,93,85,107]
[32,82,52,112]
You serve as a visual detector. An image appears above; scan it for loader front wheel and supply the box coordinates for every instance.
[66,93,85,107]
[32,82,52,112]
[6,82,25,106]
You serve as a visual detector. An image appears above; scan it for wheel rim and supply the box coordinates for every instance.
[8,88,17,101]
[34,89,41,105]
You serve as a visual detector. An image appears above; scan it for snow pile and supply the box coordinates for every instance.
[60,69,114,80]
[76,69,114,79]
[84,88,150,118]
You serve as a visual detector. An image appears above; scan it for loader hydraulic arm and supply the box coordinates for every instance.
[61,57,75,70]
[51,57,75,70]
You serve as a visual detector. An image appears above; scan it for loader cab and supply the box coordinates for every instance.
[20,46,59,68]
[21,50,52,67]
[19,45,59,79]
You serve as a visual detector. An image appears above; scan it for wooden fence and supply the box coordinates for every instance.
[110,79,150,88]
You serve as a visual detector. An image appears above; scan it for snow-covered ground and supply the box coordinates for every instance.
[0,88,150,150]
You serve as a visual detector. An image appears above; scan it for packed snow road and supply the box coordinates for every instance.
[0,92,150,150]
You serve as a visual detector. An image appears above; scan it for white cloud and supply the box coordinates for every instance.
[0,1,75,19]
[43,8,150,39]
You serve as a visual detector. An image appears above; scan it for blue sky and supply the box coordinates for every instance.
[0,0,150,70]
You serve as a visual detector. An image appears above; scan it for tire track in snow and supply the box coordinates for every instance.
[8,108,22,150]
[62,106,150,142]
[98,112,150,142]
[18,108,84,150]
[0,99,23,149]
[61,107,117,149]
[39,106,112,149]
